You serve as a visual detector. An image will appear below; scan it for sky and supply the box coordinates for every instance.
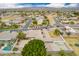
[0,3,78,8]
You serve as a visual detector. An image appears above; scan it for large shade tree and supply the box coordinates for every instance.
[21,39,47,56]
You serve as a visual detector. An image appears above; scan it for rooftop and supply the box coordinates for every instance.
[0,31,17,40]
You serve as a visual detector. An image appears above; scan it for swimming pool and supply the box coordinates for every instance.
[2,43,12,53]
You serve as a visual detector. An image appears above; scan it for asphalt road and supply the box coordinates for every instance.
[0,16,79,31]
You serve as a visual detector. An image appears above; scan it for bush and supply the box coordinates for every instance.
[0,43,4,47]
[69,21,75,24]
[17,32,26,40]
[42,20,49,26]
[75,43,79,47]
[21,39,47,56]
[1,43,4,46]
[32,20,37,25]
[13,47,18,51]
[53,28,62,36]
[58,50,76,56]
[66,32,71,36]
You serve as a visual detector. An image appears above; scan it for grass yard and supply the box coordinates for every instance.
[49,31,59,38]
[64,37,79,55]
[48,31,63,41]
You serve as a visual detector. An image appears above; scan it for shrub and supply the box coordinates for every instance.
[17,32,26,40]
[58,50,76,56]
[75,43,79,47]
[53,28,62,36]
[13,47,18,51]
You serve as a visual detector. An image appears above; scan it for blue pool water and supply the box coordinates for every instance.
[2,43,12,53]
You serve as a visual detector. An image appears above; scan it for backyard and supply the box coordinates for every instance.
[48,28,63,41]
[64,36,79,55]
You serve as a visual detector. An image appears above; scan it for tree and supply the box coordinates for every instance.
[0,17,2,20]
[21,39,47,56]
[69,21,75,24]
[73,12,79,16]
[42,20,49,26]
[32,20,37,25]
[53,28,62,36]
[66,32,71,36]
[0,22,6,28]
[17,31,26,40]
[11,23,19,29]
[44,15,48,19]
[0,20,2,23]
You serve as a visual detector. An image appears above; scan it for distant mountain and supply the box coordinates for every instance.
[0,7,79,12]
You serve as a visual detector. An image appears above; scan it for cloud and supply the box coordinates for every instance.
[46,3,65,8]
[0,3,27,8]
[0,4,16,8]
[46,3,78,8]
[64,3,77,7]
[16,3,50,7]
[0,3,78,8]
[0,3,48,8]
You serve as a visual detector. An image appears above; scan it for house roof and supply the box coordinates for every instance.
[0,31,17,40]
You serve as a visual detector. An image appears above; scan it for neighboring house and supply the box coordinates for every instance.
[10,19,21,24]
[0,31,17,40]
[36,15,44,25]
[1,20,11,26]
[68,17,78,20]
[65,26,76,33]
